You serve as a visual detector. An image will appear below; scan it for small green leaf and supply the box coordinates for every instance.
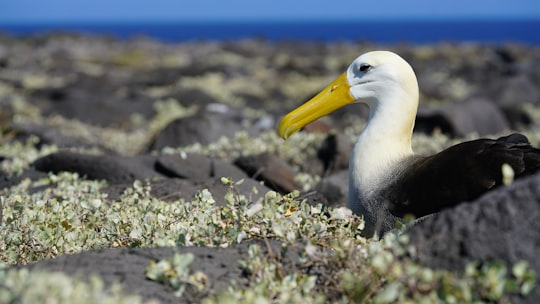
[512,261,528,279]
[374,282,401,303]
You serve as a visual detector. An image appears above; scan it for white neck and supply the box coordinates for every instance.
[348,88,417,209]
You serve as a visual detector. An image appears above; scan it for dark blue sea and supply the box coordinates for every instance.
[1,20,539,44]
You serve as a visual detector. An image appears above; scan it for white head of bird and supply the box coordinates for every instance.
[278,51,419,139]
[278,51,420,217]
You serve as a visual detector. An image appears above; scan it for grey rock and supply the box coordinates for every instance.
[20,239,305,303]
[488,75,540,107]
[33,151,162,183]
[11,122,97,149]
[156,153,212,181]
[406,172,540,303]
[416,98,510,137]
[150,110,242,149]
[315,170,348,208]
[30,75,156,128]
[212,158,251,182]
[234,153,301,194]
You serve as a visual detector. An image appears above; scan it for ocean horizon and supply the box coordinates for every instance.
[1,19,539,44]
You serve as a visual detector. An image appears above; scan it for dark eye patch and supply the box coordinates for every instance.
[359,64,372,72]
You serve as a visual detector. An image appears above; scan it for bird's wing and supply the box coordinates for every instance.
[388,133,540,218]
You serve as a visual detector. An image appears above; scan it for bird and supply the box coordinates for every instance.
[278,51,540,237]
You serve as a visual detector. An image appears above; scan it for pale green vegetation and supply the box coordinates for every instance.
[0,167,536,302]
[0,268,142,304]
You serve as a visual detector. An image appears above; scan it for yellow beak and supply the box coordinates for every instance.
[278,72,355,139]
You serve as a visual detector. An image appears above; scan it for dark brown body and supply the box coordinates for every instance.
[387,133,540,219]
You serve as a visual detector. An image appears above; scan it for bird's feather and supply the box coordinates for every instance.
[388,133,540,218]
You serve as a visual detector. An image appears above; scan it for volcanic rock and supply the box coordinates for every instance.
[406,172,540,303]
[234,152,301,194]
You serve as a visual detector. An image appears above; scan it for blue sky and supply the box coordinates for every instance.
[1,0,540,23]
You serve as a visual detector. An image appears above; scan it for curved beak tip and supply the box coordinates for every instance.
[277,120,295,140]
[276,72,353,141]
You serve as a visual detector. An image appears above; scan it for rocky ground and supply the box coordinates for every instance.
[1,33,540,303]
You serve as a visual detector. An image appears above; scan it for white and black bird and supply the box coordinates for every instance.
[278,51,540,237]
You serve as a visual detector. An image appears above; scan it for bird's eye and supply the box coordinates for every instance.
[359,64,372,72]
